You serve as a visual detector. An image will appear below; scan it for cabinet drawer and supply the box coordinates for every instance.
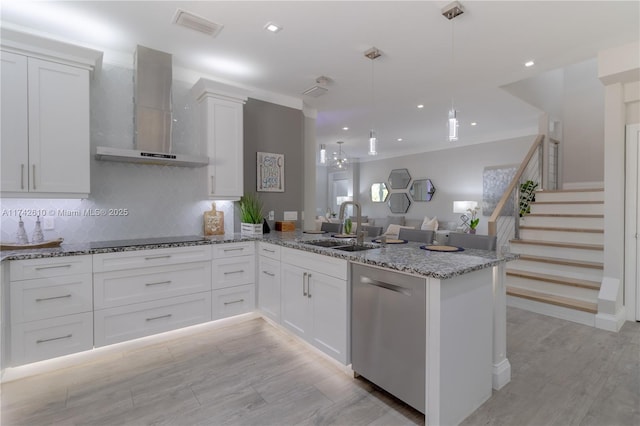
[94,261,212,309]
[93,246,212,273]
[212,256,255,290]
[11,312,93,366]
[258,242,281,260]
[10,255,92,281]
[212,284,255,320]
[94,292,212,347]
[281,247,348,280]
[11,273,93,323]
[211,242,255,259]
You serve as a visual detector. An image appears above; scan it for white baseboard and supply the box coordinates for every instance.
[492,358,511,390]
[595,307,627,332]
[562,181,604,190]
[507,295,596,327]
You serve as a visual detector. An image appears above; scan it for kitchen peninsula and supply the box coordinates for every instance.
[1,232,515,426]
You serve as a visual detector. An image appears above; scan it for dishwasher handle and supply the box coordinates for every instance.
[360,276,412,296]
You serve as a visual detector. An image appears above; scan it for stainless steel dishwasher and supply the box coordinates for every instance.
[351,264,426,413]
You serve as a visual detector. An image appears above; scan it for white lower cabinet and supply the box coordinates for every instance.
[280,248,348,364]
[211,242,255,320]
[94,293,211,347]
[8,256,93,366]
[258,255,281,322]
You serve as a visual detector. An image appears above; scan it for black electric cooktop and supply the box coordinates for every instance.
[89,235,207,249]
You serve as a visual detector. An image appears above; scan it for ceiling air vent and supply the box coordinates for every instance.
[303,76,331,98]
[172,9,224,37]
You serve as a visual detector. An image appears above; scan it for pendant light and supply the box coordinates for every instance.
[319,144,327,164]
[442,1,464,142]
[332,141,348,170]
[365,47,381,156]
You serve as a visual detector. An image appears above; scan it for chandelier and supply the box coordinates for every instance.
[331,141,348,170]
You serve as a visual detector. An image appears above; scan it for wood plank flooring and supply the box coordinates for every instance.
[2,308,639,426]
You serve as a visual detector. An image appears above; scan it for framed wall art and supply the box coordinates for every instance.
[257,152,284,192]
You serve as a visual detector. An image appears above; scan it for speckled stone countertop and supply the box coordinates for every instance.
[1,231,517,280]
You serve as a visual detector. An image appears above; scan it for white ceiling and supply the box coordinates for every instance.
[2,1,638,161]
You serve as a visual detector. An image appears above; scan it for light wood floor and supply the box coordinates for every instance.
[1,308,638,426]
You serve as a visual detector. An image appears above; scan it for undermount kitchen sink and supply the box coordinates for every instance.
[332,245,374,252]
[303,240,376,252]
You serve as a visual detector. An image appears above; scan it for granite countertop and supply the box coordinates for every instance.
[1,231,517,280]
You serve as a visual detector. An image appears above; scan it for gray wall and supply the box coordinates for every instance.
[241,98,305,230]
[358,135,534,235]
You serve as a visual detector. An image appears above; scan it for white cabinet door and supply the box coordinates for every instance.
[280,263,310,339]
[28,57,90,195]
[258,256,281,322]
[308,272,348,364]
[1,51,28,192]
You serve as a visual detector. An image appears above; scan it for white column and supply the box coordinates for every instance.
[492,263,511,389]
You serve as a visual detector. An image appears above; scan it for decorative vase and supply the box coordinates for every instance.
[241,223,263,236]
[469,228,476,234]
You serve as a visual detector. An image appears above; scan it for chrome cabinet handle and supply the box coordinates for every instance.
[145,280,171,287]
[36,294,72,302]
[263,248,276,253]
[224,270,244,275]
[262,270,275,277]
[307,273,312,298]
[20,164,24,190]
[146,314,172,321]
[32,164,36,190]
[303,272,308,296]
[37,334,72,344]
[144,255,171,260]
[224,299,244,306]
[210,176,215,194]
[224,247,244,252]
[35,264,72,270]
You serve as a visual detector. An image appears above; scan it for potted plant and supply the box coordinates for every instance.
[467,206,480,234]
[239,193,264,236]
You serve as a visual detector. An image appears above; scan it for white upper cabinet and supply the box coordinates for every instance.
[192,79,249,201]
[0,29,101,198]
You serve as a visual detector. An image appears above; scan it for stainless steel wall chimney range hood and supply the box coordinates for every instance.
[95,45,208,167]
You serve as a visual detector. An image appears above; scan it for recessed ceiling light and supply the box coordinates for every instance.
[471,122,477,126]
[525,60,535,67]
[264,22,282,33]
[397,138,403,142]
[417,104,424,109]
[342,127,349,131]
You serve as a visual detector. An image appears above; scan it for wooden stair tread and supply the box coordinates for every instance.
[531,201,604,205]
[506,269,601,290]
[507,287,598,313]
[524,213,603,218]
[510,239,603,251]
[516,254,603,270]
[519,225,603,233]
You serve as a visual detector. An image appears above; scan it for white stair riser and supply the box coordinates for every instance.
[519,229,603,245]
[520,216,603,229]
[510,242,603,263]
[506,296,596,327]
[530,203,603,215]
[507,277,599,302]
[508,261,603,282]
[534,191,604,203]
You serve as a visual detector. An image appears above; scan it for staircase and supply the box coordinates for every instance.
[506,188,604,326]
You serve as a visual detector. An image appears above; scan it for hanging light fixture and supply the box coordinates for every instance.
[365,47,381,155]
[442,1,464,142]
[332,141,349,170]
[319,144,327,164]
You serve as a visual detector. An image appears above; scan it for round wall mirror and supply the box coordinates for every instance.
[388,193,411,214]
[410,179,436,201]
[388,168,411,189]
[370,182,389,202]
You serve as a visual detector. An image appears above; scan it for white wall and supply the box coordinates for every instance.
[358,135,534,235]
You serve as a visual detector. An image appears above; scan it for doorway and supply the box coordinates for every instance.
[625,124,640,321]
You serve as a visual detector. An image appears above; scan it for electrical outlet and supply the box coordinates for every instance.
[268,210,275,220]
[43,216,55,230]
[283,211,297,221]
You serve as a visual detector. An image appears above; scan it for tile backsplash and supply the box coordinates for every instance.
[1,63,234,244]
